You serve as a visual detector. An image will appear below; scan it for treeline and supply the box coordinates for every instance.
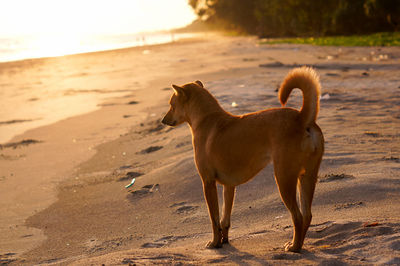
[188,0,400,37]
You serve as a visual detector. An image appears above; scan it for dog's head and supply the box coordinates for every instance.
[161,80,204,126]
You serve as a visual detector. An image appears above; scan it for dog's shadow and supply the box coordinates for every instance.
[210,242,328,264]
[210,243,267,265]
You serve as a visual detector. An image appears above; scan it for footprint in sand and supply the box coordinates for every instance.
[176,205,198,214]
[319,173,355,183]
[140,242,165,248]
[117,171,143,182]
[137,120,170,135]
[306,221,400,263]
[382,156,400,163]
[0,253,17,264]
[137,146,163,154]
[128,184,160,198]
[334,201,364,210]
[0,139,42,149]
[169,202,198,214]
[141,235,186,249]
[390,240,400,251]
[122,253,190,264]
[176,140,191,148]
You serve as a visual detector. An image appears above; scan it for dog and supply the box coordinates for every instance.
[161,67,324,252]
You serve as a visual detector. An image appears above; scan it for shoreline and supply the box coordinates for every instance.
[0,33,210,144]
[1,35,399,265]
[0,32,204,64]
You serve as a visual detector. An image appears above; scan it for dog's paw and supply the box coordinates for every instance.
[284,242,301,253]
[206,240,222,249]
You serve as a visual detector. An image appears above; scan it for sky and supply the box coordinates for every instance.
[0,0,197,37]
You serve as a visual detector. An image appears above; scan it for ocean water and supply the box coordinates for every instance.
[0,32,196,63]
[0,32,199,143]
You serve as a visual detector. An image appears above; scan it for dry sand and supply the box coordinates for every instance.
[1,34,399,265]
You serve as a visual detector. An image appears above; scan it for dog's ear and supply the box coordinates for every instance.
[194,80,204,88]
[172,84,187,100]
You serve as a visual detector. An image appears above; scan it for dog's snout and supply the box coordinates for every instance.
[161,115,176,126]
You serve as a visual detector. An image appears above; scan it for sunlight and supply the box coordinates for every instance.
[0,0,196,61]
[29,34,84,58]
[0,0,196,37]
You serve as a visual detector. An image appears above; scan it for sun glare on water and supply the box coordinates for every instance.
[0,0,196,60]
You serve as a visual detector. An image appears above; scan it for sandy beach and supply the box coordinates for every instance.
[1,34,399,265]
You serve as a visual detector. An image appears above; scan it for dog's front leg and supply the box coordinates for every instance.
[221,185,235,244]
[202,180,222,248]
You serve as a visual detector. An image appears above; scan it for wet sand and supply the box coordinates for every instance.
[1,35,399,265]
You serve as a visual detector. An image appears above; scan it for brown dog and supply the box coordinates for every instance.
[162,67,324,252]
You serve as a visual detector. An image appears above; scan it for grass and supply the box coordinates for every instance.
[260,32,400,46]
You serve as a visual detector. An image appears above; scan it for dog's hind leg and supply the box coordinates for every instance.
[274,163,303,252]
[202,179,223,248]
[221,185,235,244]
[298,158,321,248]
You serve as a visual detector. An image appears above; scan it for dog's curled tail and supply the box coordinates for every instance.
[279,66,321,126]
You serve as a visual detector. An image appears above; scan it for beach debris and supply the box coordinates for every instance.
[125,178,136,189]
[127,100,139,105]
[363,222,380,227]
[318,244,332,249]
[364,131,380,137]
[319,173,355,182]
[320,93,330,100]
[0,139,41,150]
[231,102,238,108]
[362,71,370,76]
[142,50,150,55]
[371,54,389,61]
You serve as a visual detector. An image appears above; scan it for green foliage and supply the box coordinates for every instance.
[260,32,400,46]
[188,0,400,37]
